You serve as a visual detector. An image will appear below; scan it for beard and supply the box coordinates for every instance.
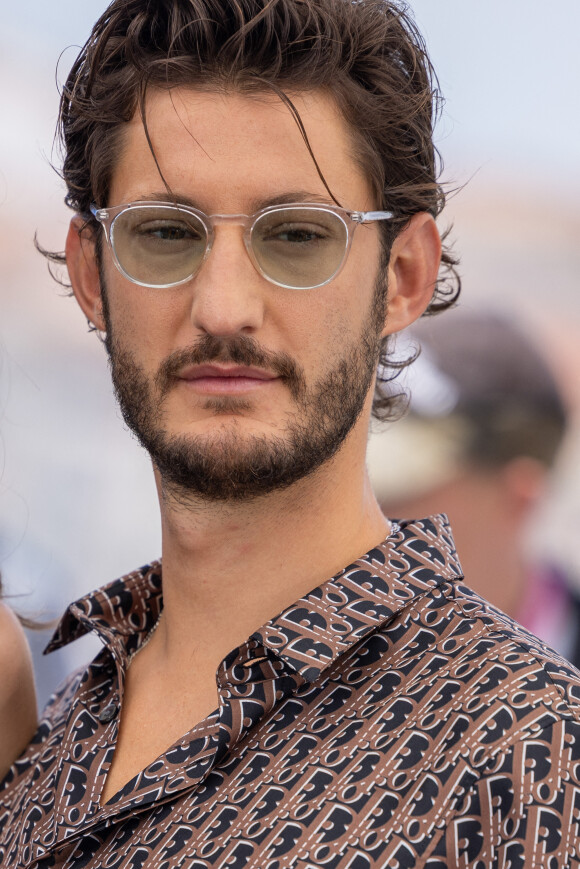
[101,278,386,503]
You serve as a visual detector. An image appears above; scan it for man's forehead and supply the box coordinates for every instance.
[125,85,352,155]
[107,86,373,210]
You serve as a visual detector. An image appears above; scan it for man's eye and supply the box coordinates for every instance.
[134,221,201,241]
[265,223,329,244]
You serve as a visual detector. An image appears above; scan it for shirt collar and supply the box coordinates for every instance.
[45,562,163,665]
[253,514,462,681]
[46,515,462,680]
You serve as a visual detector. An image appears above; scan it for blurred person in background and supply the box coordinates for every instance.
[0,581,37,779]
[0,537,92,711]
[368,308,580,664]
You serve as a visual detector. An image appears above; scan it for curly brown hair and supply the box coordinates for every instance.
[49,0,460,419]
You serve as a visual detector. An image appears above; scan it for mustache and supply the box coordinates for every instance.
[155,335,306,399]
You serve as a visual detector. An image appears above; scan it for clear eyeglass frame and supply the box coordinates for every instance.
[89,200,395,291]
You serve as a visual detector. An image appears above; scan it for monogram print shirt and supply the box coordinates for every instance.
[2,515,580,868]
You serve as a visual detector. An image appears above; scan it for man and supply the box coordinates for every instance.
[1,1,579,866]
[368,309,580,667]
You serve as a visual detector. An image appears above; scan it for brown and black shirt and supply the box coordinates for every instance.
[2,515,580,867]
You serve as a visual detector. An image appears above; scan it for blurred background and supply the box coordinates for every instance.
[1,0,579,704]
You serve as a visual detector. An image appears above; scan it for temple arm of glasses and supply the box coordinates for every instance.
[351,210,394,224]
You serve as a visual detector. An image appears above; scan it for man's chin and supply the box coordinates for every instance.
[144,428,306,502]
[161,417,282,448]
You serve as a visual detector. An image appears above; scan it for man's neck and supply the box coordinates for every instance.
[102,438,389,803]
[152,447,389,669]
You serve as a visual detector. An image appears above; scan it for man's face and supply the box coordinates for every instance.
[95,87,389,501]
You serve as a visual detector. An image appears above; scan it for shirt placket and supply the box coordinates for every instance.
[39,641,305,859]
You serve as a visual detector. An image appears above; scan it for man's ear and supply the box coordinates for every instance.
[382,212,442,337]
[66,217,106,332]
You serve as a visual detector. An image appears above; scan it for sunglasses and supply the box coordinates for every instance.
[90,200,394,291]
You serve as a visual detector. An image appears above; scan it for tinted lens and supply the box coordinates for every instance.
[251,207,348,289]
[111,205,207,287]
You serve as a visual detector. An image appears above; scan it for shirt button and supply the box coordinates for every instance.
[99,702,119,724]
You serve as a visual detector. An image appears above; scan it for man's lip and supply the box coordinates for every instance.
[177,364,278,382]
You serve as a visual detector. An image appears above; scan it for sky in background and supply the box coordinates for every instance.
[1,1,579,703]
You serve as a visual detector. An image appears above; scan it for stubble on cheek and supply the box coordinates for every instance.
[106,339,165,436]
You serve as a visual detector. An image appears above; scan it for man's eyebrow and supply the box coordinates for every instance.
[249,192,337,210]
[127,191,337,212]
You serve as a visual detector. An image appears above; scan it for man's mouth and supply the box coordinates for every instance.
[177,364,279,395]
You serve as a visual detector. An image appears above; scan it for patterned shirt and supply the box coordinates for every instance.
[2,515,580,868]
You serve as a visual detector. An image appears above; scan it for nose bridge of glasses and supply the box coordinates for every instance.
[202,214,259,278]
[205,214,254,252]
[208,213,253,228]
[204,211,255,255]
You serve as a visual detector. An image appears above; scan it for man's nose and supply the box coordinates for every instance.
[188,226,267,337]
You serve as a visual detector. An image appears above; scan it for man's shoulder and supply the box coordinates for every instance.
[370,572,580,758]
[441,574,580,690]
